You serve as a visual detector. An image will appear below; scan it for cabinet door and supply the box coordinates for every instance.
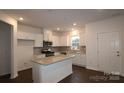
[34,34,43,47]
[60,36,67,46]
[72,54,86,67]
[17,31,24,39]
[44,30,53,41]
[44,31,48,41]
[17,31,35,40]
[48,31,53,42]
[53,36,60,46]
[67,35,71,46]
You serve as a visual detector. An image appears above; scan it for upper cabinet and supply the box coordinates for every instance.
[43,29,53,42]
[52,31,70,47]
[17,25,86,47]
[60,35,68,46]
[52,31,60,46]
[17,24,43,47]
[34,33,43,47]
[17,29,35,40]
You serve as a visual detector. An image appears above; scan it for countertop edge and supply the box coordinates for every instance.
[31,55,75,65]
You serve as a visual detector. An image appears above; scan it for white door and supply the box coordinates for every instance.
[98,32,121,74]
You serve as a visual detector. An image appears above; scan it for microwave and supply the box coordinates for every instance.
[43,40,53,47]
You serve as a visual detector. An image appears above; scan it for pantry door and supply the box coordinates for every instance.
[97,32,121,74]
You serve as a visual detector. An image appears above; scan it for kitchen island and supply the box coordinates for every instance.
[32,54,75,83]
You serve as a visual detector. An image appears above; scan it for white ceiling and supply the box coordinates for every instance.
[2,9,124,31]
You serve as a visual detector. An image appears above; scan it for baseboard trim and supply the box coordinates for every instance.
[18,67,32,73]
[10,73,18,79]
[18,66,32,72]
[86,66,98,71]
[0,73,18,79]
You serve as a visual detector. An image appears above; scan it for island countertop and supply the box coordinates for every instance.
[32,54,75,65]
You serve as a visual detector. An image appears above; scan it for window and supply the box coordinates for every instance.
[71,35,80,50]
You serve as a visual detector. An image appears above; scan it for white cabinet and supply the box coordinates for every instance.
[17,31,43,47]
[43,30,53,42]
[52,31,60,46]
[60,35,68,46]
[72,54,86,67]
[17,31,35,40]
[43,30,71,47]
[67,35,71,46]
[52,35,60,46]
[52,32,70,47]
[48,31,53,42]
[17,24,44,47]
[34,34,43,47]
[60,34,71,46]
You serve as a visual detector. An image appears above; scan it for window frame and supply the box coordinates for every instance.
[71,35,80,50]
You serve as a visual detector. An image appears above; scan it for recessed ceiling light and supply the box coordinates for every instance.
[73,23,77,26]
[19,17,24,21]
[57,27,60,31]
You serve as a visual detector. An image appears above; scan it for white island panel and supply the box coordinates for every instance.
[33,59,73,83]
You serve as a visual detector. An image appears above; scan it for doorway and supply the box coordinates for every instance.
[0,20,12,77]
[97,32,121,75]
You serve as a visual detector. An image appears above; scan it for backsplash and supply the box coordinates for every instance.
[33,46,86,55]
[33,47,43,55]
[52,46,71,52]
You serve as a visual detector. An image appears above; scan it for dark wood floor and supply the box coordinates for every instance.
[0,65,124,83]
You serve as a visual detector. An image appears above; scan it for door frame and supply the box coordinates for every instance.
[0,20,12,77]
[0,20,15,78]
[97,31,122,75]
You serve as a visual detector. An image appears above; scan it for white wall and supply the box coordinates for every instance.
[86,15,124,76]
[17,40,34,71]
[0,11,18,79]
[0,21,11,75]
[17,24,43,71]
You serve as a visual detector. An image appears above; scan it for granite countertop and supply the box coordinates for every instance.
[32,54,75,65]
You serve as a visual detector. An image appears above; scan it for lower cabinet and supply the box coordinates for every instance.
[72,54,86,67]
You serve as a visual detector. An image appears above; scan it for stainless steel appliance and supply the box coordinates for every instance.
[42,41,54,57]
